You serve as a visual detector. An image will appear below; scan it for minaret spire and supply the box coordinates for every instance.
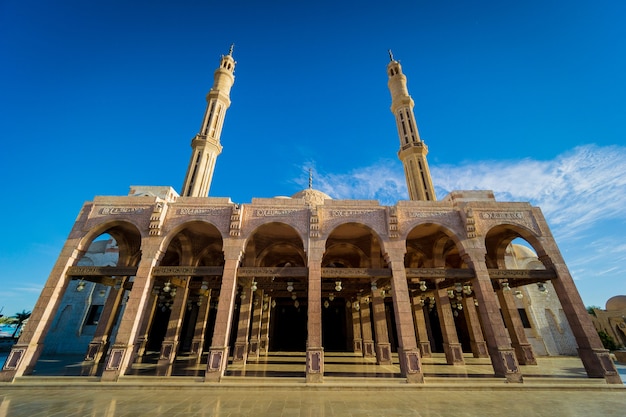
[182,47,236,197]
[387,53,436,201]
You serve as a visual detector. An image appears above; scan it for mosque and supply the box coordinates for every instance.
[1,48,620,384]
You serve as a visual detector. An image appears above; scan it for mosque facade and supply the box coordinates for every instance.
[1,48,620,384]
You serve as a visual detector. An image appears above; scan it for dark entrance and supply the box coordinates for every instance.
[322,298,349,351]
[269,298,307,351]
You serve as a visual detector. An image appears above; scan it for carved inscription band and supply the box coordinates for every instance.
[67,266,137,276]
[177,208,225,215]
[100,207,144,215]
[152,266,224,276]
[480,212,524,220]
[253,209,300,217]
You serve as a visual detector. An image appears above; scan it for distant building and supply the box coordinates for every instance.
[41,239,119,355]
[1,48,620,384]
[590,296,626,349]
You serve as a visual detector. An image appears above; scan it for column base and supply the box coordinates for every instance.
[398,348,424,383]
[470,340,490,358]
[204,346,229,382]
[488,347,523,383]
[362,340,375,357]
[353,338,363,353]
[0,343,36,382]
[306,347,324,383]
[376,343,393,365]
[578,347,622,384]
[190,338,204,356]
[101,344,131,382]
[248,339,260,359]
[157,341,178,363]
[260,337,270,355]
[232,342,248,363]
[418,341,432,358]
[513,343,537,365]
[443,342,465,365]
[135,337,148,358]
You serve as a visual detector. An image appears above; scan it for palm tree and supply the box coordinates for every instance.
[11,310,31,338]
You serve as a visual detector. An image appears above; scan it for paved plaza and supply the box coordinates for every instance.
[1,380,625,417]
[1,354,625,416]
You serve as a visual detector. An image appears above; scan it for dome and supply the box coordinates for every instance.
[510,244,537,260]
[291,188,332,206]
[606,295,626,311]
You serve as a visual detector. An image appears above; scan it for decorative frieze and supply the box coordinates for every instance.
[465,208,476,239]
[238,267,308,277]
[310,207,320,238]
[67,266,138,276]
[230,205,242,237]
[480,211,524,220]
[329,209,378,217]
[149,201,168,236]
[100,207,144,215]
[321,268,391,278]
[177,208,225,215]
[253,209,300,217]
[487,269,556,280]
[408,211,450,218]
[405,268,475,279]
[388,207,399,239]
[152,266,224,276]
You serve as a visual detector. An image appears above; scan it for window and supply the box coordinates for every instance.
[85,305,104,326]
[518,308,532,328]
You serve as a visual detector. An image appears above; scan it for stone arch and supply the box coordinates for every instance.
[243,222,306,267]
[322,223,390,353]
[483,223,546,269]
[241,222,306,353]
[404,222,465,269]
[323,222,386,269]
[159,221,224,267]
[78,220,142,268]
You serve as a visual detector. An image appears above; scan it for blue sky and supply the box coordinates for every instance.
[1,1,625,317]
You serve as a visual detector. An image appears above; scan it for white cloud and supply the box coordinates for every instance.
[309,159,408,204]
[312,144,626,242]
[309,145,626,306]
[431,145,626,240]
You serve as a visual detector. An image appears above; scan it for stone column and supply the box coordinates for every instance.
[436,288,465,365]
[190,290,211,357]
[259,295,271,355]
[538,247,622,384]
[351,302,363,353]
[1,242,85,382]
[497,288,537,364]
[461,296,489,358]
[156,278,190,374]
[247,290,264,359]
[100,242,164,382]
[82,280,127,375]
[306,244,324,383]
[411,295,432,357]
[371,290,392,365]
[385,245,424,383]
[133,291,158,359]
[204,244,242,382]
[359,299,376,357]
[463,248,523,383]
[232,284,254,363]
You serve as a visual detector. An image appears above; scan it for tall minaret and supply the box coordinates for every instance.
[387,51,436,201]
[182,46,236,197]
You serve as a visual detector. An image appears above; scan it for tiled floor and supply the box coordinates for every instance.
[1,353,625,416]
[1,382,625,417]
[24,351,611,381]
